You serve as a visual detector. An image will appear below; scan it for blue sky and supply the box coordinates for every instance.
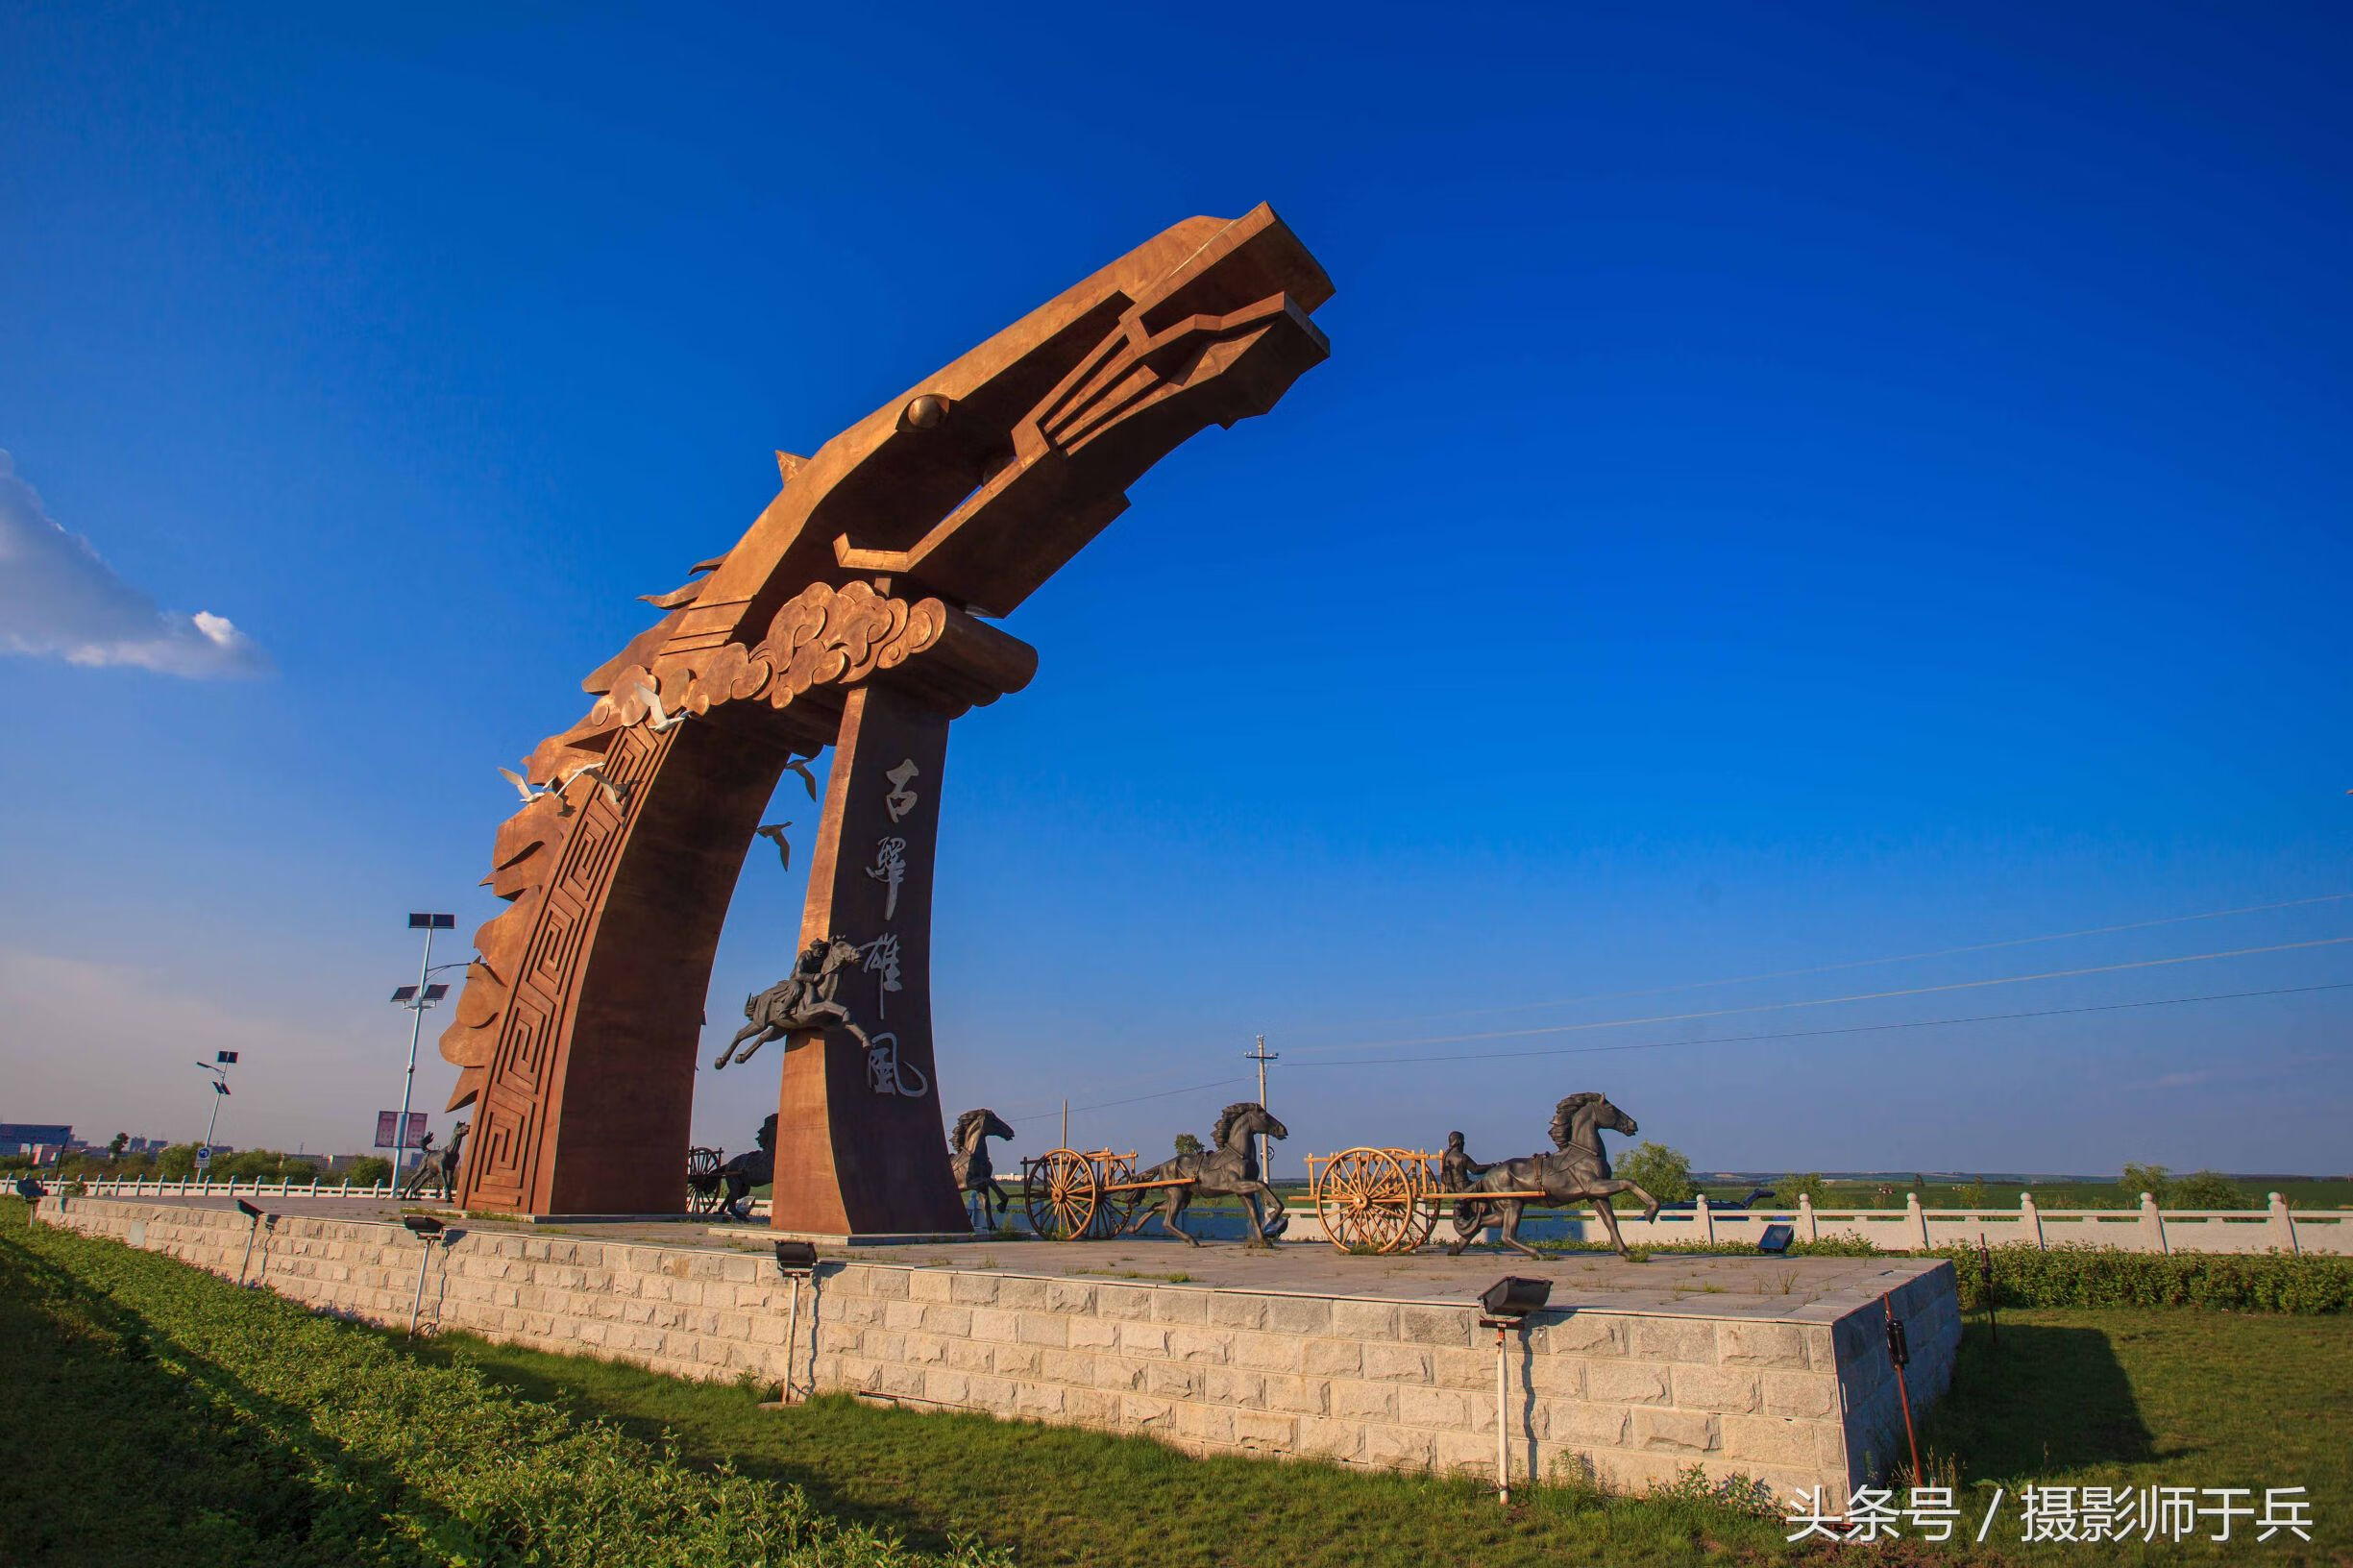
[2,2,2347,1177]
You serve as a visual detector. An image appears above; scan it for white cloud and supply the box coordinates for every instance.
[0,449,269,677]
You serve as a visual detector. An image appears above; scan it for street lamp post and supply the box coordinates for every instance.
[391,914,455,1184]
[195,1051,237,1176]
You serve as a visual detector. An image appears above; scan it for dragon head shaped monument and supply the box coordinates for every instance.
[440,206,1333,1230]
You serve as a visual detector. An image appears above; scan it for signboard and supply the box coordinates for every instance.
[374,1111,429,1150]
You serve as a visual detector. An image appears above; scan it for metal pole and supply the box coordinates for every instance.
[237,1214,260,1286]
[408,1238,435,1335]
[395,923,436,1186]
[1494,1323,1511,1505]
[783,1275,802,1400]
[1060,1099,1067,1149]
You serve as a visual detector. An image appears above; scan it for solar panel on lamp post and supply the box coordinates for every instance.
[389,914,455,1190]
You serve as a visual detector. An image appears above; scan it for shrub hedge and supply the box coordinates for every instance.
[1,1200,1002,1567]
[1529,1234,2349,1312]
[1939,1241,2353,1314]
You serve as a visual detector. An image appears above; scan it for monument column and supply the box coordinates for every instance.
[771,677,968,1235]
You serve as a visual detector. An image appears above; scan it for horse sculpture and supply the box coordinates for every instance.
[1447,1091,1659,1259]
[399,1120,470,1205]
[687,1114,777,1222]
[1119,1102,1290,1247]
[947,1109,1016,1227]
[715,935,870,1068]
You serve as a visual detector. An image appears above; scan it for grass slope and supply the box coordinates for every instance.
[0,1202,997,1568]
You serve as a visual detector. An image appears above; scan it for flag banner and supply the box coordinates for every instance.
[374,1111,429,1149]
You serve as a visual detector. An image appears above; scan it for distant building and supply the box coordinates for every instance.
[0,1123,72,1156]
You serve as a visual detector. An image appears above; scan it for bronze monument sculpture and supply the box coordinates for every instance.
[399,1120,470,1205]
[1117,1102,1291,1247]
[436,207,1333,1227]
[1447,1092,1661,1259]
[687,1113,777,1222]
[946,1108,1017,1227]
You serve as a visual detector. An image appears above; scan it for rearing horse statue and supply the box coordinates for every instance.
[947,1108,1016,1227]
[1120,1102,1290,1247]
[1448,1091,1659,1259]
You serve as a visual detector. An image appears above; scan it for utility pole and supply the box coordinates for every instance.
[1245,1035,1279,1183]
[391,914,455,1183]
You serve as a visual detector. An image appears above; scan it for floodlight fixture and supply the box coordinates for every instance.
[408,913,455,930]
[1475,1276,1553,1506]
[1756,1223,1795,1255]
[391,986,418,1003]
[233,1197,274,1284]
[768,1240,821,1408]
[402,1211,451,1335]
[1478,1276,1552,1321]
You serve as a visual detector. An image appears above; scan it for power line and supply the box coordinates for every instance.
[1004,1075,1254,1124]
[1287,980,2353,1068]
[1277,892,2353,1039]
[1283,935,2353,1057]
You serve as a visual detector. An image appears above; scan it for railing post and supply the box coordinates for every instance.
[1696,1193,1714,1245]
[2021,1190,2044,1249]
[1907,1190,1930,1252]
[2268,1191,2299,1255]
[1798,1192,1817,1241]
[2141,1191,2168,1255]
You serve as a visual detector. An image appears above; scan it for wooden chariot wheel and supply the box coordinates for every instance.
[1023,1149,1101,1241]
[685,1146,724,1216]
[1313,1147,1426,1253]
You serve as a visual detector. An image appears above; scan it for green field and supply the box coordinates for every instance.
[6,1201,2345,1567]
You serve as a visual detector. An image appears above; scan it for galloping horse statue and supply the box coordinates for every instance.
[1448,1091,1659,1259]
[1120,1102,1290,1247]
[400,1120,470,1204]
[715,935,870,1068]
[947,1109,1016,1227]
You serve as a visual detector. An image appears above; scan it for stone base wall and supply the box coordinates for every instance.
[40,1196,1957,1497]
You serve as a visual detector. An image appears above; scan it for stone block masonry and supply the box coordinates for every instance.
[41,1196,1957,1499]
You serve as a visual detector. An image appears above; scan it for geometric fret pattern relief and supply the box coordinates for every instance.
[444,205,1334,1225]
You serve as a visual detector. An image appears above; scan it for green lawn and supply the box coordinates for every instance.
[424,1306,2349,1568]
[8,1199,2345,1567]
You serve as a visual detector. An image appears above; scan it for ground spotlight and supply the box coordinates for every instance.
[403,1213,446,1237]
[1478,1276,1552,1321]
[1756,1222,1795,1255]
[1474,1276,1553,1507]
[762,1240,821,1411]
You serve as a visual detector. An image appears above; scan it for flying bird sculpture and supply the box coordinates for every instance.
[634,682,692,734]
[497,764,630,816]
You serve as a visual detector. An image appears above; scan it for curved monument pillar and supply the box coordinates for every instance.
[443,205,1333,1226]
